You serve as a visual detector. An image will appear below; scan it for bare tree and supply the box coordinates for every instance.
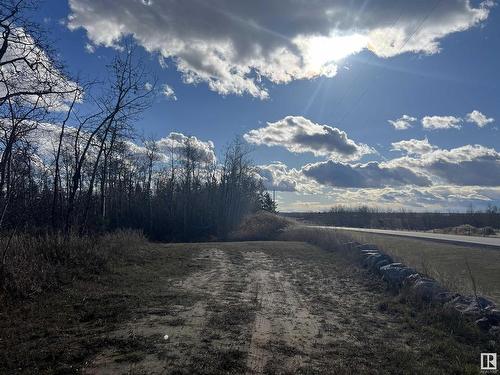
[64,48,152,233]
[1,0,79,230]
[0,0,77,107]
[0,2,266,242]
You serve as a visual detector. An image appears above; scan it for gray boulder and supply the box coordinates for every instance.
[381,262,403,269]
[411,279,452,303]
[361,250,379,256]
[474,296,495,310]
[365,253,393,271]
[486,309,500,325]
[476,317,492,331]
[360,249,379,256]
[373,259,392,273]
[403,273,425,288]
[380,263,417,287]
[449,295,496,316]
[475,310,500,331]
[447,295,473,313]
[356,243,379,251]
[360,251,379,263]
[363,253,383,268]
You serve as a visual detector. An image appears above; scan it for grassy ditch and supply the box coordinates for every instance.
[335,229,500,304]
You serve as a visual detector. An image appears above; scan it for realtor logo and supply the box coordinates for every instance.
[481,353,497,371]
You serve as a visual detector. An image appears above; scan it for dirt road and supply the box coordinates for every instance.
[1,241,491,374]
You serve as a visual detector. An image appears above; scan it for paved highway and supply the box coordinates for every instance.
[313,226,500,248]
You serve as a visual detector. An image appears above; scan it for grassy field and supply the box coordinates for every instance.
[1,240,497,374]
[336,230,500,304]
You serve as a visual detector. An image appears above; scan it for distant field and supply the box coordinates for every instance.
[336,230,500,304]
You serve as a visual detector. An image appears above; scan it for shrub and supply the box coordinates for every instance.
[229,211,295,241]
[0,229,146,299]
[480,226,496,236]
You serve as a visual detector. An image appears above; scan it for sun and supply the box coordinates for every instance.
[295,32,368,77]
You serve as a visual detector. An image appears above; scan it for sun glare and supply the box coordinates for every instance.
[295,33,368,76]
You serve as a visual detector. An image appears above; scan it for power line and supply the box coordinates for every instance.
[333,7,405,112]
[336,0,443,124]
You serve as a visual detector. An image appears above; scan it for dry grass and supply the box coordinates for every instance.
[336,229,500,304]
[0,229,146,298]
[229,211,296,241]
[278,226,341,248]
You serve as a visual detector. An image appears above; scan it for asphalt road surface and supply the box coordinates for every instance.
[314,226,500,248]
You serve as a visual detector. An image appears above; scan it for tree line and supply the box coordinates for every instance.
[285,205,500,231]
[0,0,272,242]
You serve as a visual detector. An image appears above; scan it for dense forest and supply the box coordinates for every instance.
[0,1,272,242]
[285,205,500,231]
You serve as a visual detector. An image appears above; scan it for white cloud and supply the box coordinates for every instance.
[388,115,417,130]
[271,141,500,211]
[85,43,95,53]
[161,84,177,101]
[387,144,500,186]
[144,82,153,91]
[465,110,494,127]
[256,162,320,193]
[67,0,492,99]
[157,132,215,164]
[422,115,462,130]
[9,121,216,172]
[244,116,374,161]
[391,138,437,155]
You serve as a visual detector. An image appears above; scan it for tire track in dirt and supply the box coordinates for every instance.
[6,241,490,374]
[83,247,234,374]
[82,241,479,374]
[244,251,321,374]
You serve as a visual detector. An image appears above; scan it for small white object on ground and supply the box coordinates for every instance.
[164,334,169,341]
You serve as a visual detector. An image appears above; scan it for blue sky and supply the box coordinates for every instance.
[36,0,500,211]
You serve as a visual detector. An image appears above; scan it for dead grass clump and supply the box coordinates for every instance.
[0,229,146,298]
[229,211,296,241]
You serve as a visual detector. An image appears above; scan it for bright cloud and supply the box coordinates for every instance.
[85,43,95,53]
[388,144,500,186]
[157,132,216,164]
[391,138,437,155]
[67,0,492,99]
[256,162,320,193]
[161,84,177,101]
[388,115,417,130]
[422,115,462,130]
[244,116,373,160]
[271,141,500,211]
[465,110,494,127]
